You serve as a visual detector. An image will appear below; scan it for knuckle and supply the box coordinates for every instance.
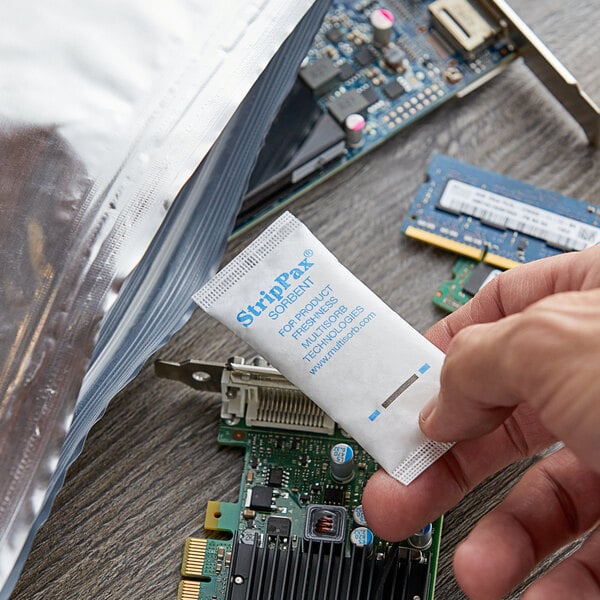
[440,447,473,497]
[501,311,561,394]
[445,324,485,360]
[501,414,532,460]
[538,463,581,537]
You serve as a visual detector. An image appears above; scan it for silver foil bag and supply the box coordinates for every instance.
[0,0,329,595]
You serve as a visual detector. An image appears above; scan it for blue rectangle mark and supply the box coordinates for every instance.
[418,363,431,374]
[368,410,381,421]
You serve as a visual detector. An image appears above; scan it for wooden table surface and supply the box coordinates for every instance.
[11,1,600,598]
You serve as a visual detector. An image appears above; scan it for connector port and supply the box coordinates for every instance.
[429,0,499,57]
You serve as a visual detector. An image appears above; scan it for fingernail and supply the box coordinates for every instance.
[419,398,437,424]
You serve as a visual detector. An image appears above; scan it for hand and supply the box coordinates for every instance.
[363,245,600,600]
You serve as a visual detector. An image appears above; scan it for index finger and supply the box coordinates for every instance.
[420,246,600,445]
[425,245,600,352]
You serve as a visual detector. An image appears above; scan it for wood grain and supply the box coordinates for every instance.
[11,1,600,598]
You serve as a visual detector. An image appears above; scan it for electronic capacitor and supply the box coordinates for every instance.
[344,113,366,147]
[330,443,355,483]
[409,523,433,549]
[370,9,394,47]
[350,527,375,554]
[352,504,368,526]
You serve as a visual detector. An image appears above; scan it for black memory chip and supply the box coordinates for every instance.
[249,486,273,511]
[323,486,344,505]
[463,263,501,296]
[326,87,378,124]
[354,46,376,67]
[300,56,340,93]
[268,467,284,487]
[360,86,378,106]
[383,80,405,100]
[267,516,291,538]
[338,62,356,81]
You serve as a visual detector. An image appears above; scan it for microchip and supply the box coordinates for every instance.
[360,86,379,106]
[463,263,502,296]
[300,56,340,93]
[354,46,376,67]
[323,486,344,505]
[326,88,377,124]
[383,80,405,100]
[249,486,273,511]
[267,516,291,538]
[338,62,356,81]
[326,26,343,43]
[267,468,284,488]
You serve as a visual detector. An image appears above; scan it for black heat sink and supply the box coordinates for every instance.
[226,533,430,600]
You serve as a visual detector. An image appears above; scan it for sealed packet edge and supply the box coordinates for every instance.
[392,439,454,485]
[193,212,302,310]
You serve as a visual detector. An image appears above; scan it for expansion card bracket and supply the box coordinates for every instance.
[155,356,288,392]
[482,0,600,144]
[155,356,336,434]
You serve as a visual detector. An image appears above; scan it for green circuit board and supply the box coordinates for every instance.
[434,256,506,312]
[177,420,442,600]
[433,256,482,313]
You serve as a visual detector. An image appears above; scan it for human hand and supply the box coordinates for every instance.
[363,245,600,599]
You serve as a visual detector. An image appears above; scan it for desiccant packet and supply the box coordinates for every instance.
[194,212,452,484]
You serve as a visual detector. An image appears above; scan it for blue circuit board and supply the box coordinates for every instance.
[237,0,517,232]
[309,0,513,152]
[402,154,600,269]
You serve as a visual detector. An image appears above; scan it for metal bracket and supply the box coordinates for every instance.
[483,0,600,145]
[154,359,224,393]
[155,356,336,434]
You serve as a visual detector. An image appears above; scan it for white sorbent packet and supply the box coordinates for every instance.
[194,212,452,484]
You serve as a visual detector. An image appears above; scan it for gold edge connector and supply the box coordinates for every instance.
[178,579,201,600]
[483,253,519,270]
[404,225,485,260]
[181,537,208,578]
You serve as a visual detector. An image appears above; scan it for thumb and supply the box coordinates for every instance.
[420,318,519,442]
